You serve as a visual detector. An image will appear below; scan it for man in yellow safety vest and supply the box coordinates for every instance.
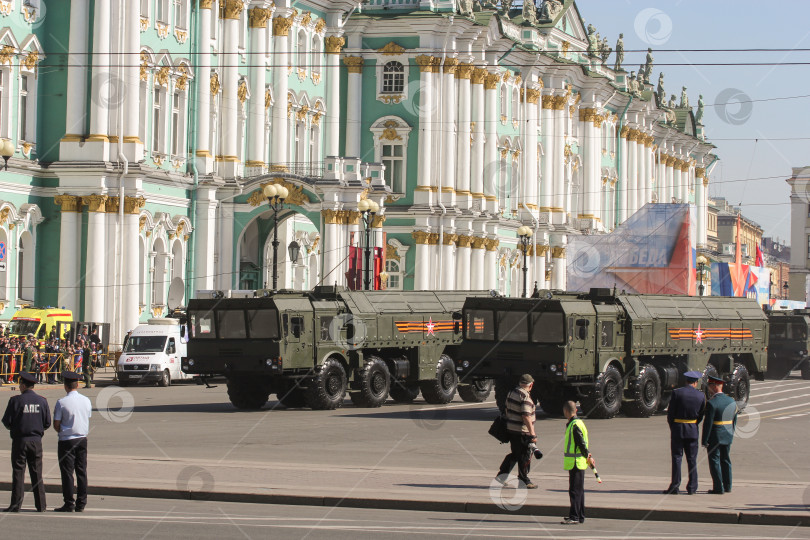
[561,401,595,525]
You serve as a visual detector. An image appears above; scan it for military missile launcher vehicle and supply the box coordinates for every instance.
[766,309,810,379]
[455,288,768,419]
[182,286,493,410]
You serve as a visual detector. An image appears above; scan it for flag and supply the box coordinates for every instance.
[755,244,764,267]
[373,247,383,290]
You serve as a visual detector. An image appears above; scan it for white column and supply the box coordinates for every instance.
[484,73,499,214]
[484,242,498,290]
[541,97,554,212]
[415,56,435,205]
[470,240,485,289]
[698,174,708,246]
[271,15,292,168]
[221,5,242,165]
[195,4,213,171]
[471,70,486,209]
[456,65,472,210]
[83,196,108,322]
[674,164,682,202]
[324,37,344,157]
[55,197,81,312]
[123,201,141,337]
[344,56,363,158]
[618,130,628,223]
[638,138,648,210]
[627,134,638,216]
[551,246,566,290]
[441,235,456,290]
[552,99,566,220]
[321,212,340,287]
[194,186,218,292]
[88,0,111,142]
[456,236,471,290]
[122,0,142,159]
[63,0,89,139]
[246,8,270,172]
[415,237,430,290]
[535,249,546,292]
[441,59,457,208]
[524,89,540,210]
[666,159,675,203]
[582,112,597,220]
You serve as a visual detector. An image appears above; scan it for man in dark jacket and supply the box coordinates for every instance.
[663,370,706,495]
[2,371,51,512]
[702,375,738,494]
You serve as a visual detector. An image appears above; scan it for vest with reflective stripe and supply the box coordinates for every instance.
[563,418,589,471]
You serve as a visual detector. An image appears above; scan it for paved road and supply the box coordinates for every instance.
[0,495,805,539]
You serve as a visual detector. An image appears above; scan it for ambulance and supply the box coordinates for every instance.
[8,308,74,341]
[116,318,190,387]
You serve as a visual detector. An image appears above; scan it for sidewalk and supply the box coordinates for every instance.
[0,370,118,390]
[0,450,807,527]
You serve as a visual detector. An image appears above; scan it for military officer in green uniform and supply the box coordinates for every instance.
[22,335,35,374]
[701,375,738,494]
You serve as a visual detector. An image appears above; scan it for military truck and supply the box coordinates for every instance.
[766,309,810,379]
[181,286,493,410]
[454,289,768,419]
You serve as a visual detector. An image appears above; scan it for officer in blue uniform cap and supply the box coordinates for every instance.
[663,370,706,495]
[1,371,51,512]
[702,375,738,494]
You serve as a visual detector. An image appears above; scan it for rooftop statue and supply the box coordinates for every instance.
[500,0,513,16]
[587,24,599,57]
[668,94,677,109]
[600,37,612,64]
[695,94,705,124]
[458,0,474,17]
[522,0,537,24]
[539,0,563,20]
[656,72,665,105]
[680,86,689,108]
[627,71,640,96]
[641,47,654,84]
[614,33,624,71]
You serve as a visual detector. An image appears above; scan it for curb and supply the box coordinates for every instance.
[1,482,806,527]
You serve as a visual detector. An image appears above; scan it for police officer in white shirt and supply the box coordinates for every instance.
[52,371,92,512]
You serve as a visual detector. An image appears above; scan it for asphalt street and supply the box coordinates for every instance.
[0,495,806,540]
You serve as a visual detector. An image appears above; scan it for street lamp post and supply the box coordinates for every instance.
[358,199,379,290]
[696,255,707,296]
[264,184,289,290]
[0,139,14,170]
[517,225,533,298]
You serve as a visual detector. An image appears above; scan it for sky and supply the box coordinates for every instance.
[575,0,810,244]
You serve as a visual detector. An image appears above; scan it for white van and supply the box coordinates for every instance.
[117,318,189,387]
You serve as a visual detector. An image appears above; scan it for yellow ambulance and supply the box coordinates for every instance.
[7,308,74,341]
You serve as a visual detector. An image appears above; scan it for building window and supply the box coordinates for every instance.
[309,124,320,170]
[171,91,181,156]
[140,0,149,18]
[152,87,164,154]
[385,259,402,290]
[381,61,404,94]
[297,31,307,67]
[210,1,218,39]
[156,0,169,23]
[500,84,507,118]
[18,76,28,142]
[371,116,412,195]
[382,143,404,193]
[807,235,810,258]
[173,0,186,29]
[139,80,148,144]
[511,88,520,122]
[311,38,322,77]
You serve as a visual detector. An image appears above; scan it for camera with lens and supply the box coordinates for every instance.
[528,442,543,460]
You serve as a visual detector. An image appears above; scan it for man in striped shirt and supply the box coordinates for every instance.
[495,374,538,489]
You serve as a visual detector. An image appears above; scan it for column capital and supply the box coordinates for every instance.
[321,209,341,224]
[456,63,474,79]
[199,0,214,8]
[525,88,541,104]
[695,167,706,178]
[222,0,244,20]
[483,73,500,90]
[54,195,81,213]
[471,68,487,84]
[470,237,486,249]
[551,246,566,258]
[343,56,364,74]
[324,36,345,54]
[249,7,272,28]
[371,215,386,228]
[124,196,147,215]
[456,235,472,248]
[535,245,549,257]
[272,15,293,36]
[484,238,500,251]
[414,55,435,73]
[82,194,109,213]
[442,233,459,246]
[443,58,459,74]
[412,230,430,244]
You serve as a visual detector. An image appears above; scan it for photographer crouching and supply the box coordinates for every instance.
[495,374,540,489]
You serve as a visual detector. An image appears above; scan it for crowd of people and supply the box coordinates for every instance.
[0,327,104,387]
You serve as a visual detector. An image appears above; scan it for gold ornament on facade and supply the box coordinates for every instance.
[222,0,244,20]
[248,179,311,207]
[237,79,248,104]
[455,235,472,248]
[0,45,14,66]
[249,7,271,28]
[695,167,706,178]
[301,11,312,27]
[535,245,549,257]
[156,22,170,39]
[380,120,403,141]
[593,114,605,128]
[199,0,214,8]
[501,71,511,83]
[139,51,150,81]
[321,209,340,224]
[443,58,459,74]
[484,238,500,251]
[315,19,326,34]
[552,95,567,110]
[174,28,188,44]
[541,95,554,109]
[272,15,293,36]
[551,246,566,258]
[379,94,403,105]
[324,36,345,54]
[0,207,9,226]
[471,68,487,85]
[414,55,435,73]
[82,194,109,213]
[386,244,400,261]
[545,269,552,281]
[561,41,570,55]
[411,231,430,245]
[123,196,146,215]
[210,73,220,96]
[343,56,364,74]
[371,215,386,228]
[295,105,309,122]
[54,195,81,213]
[512,149,521,160]
[139,216,147,232]
[378,42,406,56]
[140,16,149,32]
[156,66,170,87]
[176,65,188,91]
[579,108,595,122]
[526,88,541,104]
[456,63,474,79]
[483,73,500,90]
[470,237,486,250]
[427,233,440,245]
[312,111,322,126]
[442,233,458,246]
[265,88,272,109]
[620,125,629,138]
[22,50,38,73]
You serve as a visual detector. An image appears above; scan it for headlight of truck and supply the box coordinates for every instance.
[188,359,195,366]
[550,364,557,372]
[150,364,160,371]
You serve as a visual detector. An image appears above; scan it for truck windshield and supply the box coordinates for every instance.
[497,312,530,342]
[190,311,216,339]
[218,310,247,339]
[465,310,494,340]
[247,310,280,339]
[531,312,565,344]
[8,320,40,336]
[124,336,167,353]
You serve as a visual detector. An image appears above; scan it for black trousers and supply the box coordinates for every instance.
[567,467,585,522]
[57,438,88,508]
[669,436,699,493]
[9,438,46,511]
[497,432,533,485]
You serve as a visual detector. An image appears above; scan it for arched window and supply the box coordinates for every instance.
[17,231,34,302]
[152,238,168,306]
[19,74,32,142]
[309,123,320,170]
[173,0,186,29]
[152,85,166,154]
[371,117,412,194]
[512,88,520,123]
[294,119,305,164]
[500,84,508,120]
[385,259,401,290]
[311,38,322,77]
[171,239,185,304]
[297,31,307,67]
[381,61,404,94]
[0,227,7,301]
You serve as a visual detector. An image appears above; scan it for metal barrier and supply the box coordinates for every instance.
[0,352,112,383]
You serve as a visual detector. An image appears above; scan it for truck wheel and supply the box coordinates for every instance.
[305,359,347,410]
[658,391,672,412]
[621,364,661,418]
[227,376,270,410]
[494,377,513,412]
[389,381,420,403]
[802,361,810,380]
[158,369,171,387]
[420,355,458,404]
[458,379,494,402]
[277,381,307,409]
[702,364,720,399]
[726,363,750,409]
[350,357,390,408]
[581,365,623,419]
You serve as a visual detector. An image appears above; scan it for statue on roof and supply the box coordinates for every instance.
[668,94,677,109]
[539,0,563,21]
[587,24,599,57]
[500,0,513,16]
[656,72,665,105]
[627,71,640,96]
[679,86,689,108]
[641,47,654,84]
[600,37,612,64]
[695,94,705,124]
[458,0,474,16]
[522,0,537,25]
[614,33,624,71]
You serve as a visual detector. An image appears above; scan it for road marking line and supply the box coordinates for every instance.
[751,387,810,398]
[760,407,810,420]
[411,400,496,412]
[750,395,810,406]
[747,401,810,415]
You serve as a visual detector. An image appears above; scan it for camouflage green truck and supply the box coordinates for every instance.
[766,309,810,379]
[181,286,492,410]
[455,289,768,418]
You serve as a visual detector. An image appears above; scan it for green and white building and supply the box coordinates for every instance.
[0,0,717,345]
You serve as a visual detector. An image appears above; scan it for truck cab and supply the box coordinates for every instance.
[117,318,189,386]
